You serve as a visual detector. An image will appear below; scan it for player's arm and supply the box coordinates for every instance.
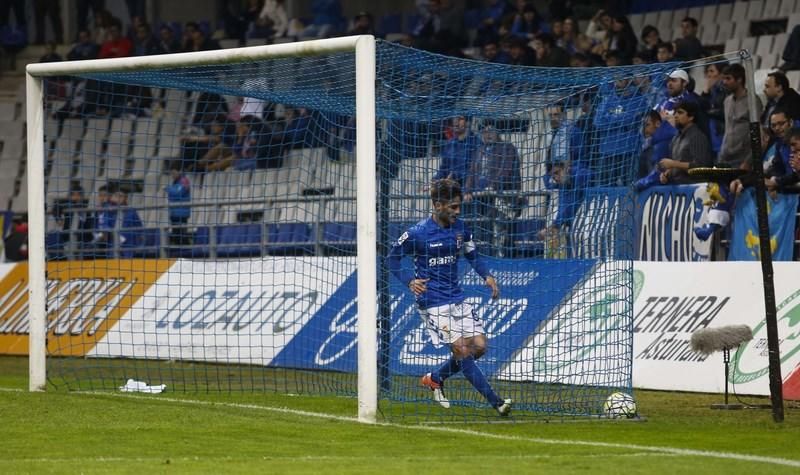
[463,231,499,299]
[386,229,427,294]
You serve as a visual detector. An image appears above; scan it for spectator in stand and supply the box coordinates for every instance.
[195,115,262,172]
[572,34,604,66]
[347,11,375,36]
[545,103,579,170]
[67,29,100,61]
[719,63,762,169]
[760,71,800,129]
[538,158,592,248]
[463,124,523,257]
[559,17,578,54]
[133,22,162,56]
[92,9,114,44]
[96,20,132,116]
[532,32,569,67]
[606,15,638,64]
[185,23,220,52]
[604,50,625,67]
[482,39,509,64]
[33,0,64,44]
[113,190,143,257]
[475,0,511,47]
[181,22,198,51]
[655,69,701,128]
[4,214,28,262]
[509,36,537,66]
[550,18,564,46]
[779,25,800,71]
[433,115,481,187]
[256,0,290,39]
[658,101,714,185]
[699,62,728,156]
[180,115,236,170]
[39,41,62,63]
[592,77,651,186]
[585,8,611,45]
[99,20,132,58]
[638,25,662,62]
[636,110,677,185]
[165,163,191,247]
[53,183,96,252]
[763,109,796,193]
[510,3,545,42]
[125,0,145,23]
[674,17,704,61]
[655,42,675,63]
[76,0,103,34]
[299,0,343,39]
[158,25,181,54]
[412,0,466,53]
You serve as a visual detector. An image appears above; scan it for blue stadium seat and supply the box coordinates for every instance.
[131,228,161,258]
[171,226,209,258]
[512,219,545,258]
[321,221,357,255]
[266,223,313,255]
[217,223,263,257]
[45,231,65,260]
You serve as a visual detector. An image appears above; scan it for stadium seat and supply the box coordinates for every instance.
[761,0,779,19]
[755,35,775,58]
[700,24,718,46]
[131,228,161,258]
[266,222,313,255]
[0,102,15,121]
[779,0,798,18]
[747,1,765,20]
[740,36,757,54]
[320,221,357,255]
[217,223,263,257]
[170,225,209,258]
[787,71,800,89]
[724,37,741,53]
[511,219,545,258]
[715,3,733,23]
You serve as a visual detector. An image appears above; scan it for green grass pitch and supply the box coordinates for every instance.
[2,356,799,474]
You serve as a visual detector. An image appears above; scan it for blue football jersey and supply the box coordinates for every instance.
[387,217,490,309]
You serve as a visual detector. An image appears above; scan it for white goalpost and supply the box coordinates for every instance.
[25,35,378,423]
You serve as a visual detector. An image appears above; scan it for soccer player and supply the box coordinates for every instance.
[386,178,512,416]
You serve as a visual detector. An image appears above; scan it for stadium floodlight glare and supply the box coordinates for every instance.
[24,34,698,423]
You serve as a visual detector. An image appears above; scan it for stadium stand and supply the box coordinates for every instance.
[6,0,800,262]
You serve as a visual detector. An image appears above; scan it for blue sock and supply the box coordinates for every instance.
[431,356,461,385]
[460,355,501,407]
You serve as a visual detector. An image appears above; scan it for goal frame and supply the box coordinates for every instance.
[25,35,379,423]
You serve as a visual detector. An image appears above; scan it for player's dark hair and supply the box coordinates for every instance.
[430,178,462,204]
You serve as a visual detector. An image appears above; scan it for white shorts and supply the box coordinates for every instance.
[418,302,485,347]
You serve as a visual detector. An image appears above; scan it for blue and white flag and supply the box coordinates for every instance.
[729,188,798,261]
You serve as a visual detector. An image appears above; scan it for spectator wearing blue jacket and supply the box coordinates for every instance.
[166,164,191,247]
[433,116,481,187]
[300,0,343,38]
[592,78,651,186]
[635,110,677,190]
[539,158,592,252]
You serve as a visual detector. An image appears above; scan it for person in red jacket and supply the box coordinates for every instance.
[96,20,133,116]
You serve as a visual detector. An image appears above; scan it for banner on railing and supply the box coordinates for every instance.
[729,188,798,261]
[635,184,712,261]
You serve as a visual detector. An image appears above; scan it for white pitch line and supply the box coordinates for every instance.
[3,387,800,469]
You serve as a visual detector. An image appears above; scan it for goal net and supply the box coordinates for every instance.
[23,36,677,422]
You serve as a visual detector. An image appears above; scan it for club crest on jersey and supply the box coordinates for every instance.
[456,234,463,249]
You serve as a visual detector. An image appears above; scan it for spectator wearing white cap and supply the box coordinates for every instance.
[654,69,700,128]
